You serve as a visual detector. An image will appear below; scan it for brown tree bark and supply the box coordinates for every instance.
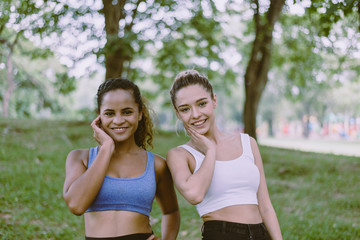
[243,0,285,139]
[102,0,125,79]
[102,0,142,80]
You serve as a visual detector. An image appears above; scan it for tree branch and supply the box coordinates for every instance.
[253,0,260,29]
[125,0,144,32]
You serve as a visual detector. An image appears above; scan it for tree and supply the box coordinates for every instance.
[0,0,89,118]
[99,0,235,88]
[271,0,360,137]
[100,0,180,79]
[237,0,360,139]
[241,0,285,139]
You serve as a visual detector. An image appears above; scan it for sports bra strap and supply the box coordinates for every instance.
[87,146,98,168]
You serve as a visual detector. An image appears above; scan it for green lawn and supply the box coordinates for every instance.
[0,119,359,239]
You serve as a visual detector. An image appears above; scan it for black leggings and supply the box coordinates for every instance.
[85,233,152,240]
[202,220,271,240]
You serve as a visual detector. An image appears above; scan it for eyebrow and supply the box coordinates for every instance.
[177,97,208,108]
[103,107,134,112]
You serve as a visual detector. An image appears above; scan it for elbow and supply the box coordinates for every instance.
[188,196,203,205]
[185,190,206,205]
[68,205,86,216]
[67,202,87,216]
[63,195,86,216]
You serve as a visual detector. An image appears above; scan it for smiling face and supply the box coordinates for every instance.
[174,84,217,135]
[99,89,142,143]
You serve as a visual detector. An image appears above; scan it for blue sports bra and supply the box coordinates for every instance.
[86,147,156,216]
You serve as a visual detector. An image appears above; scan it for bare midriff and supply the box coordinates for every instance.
[84,211,152,237]
[201,204,262,224]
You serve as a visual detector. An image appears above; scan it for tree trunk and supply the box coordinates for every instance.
[102,0,142,80]
[3,51,16,118]
[102,0,126,79]
[243,0,285,139]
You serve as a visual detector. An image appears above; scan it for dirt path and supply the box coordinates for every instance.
[258,137,360,157]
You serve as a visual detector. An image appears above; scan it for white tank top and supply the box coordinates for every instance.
[180,133,260,217]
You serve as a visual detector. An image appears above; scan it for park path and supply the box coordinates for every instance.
[258,137,360,157]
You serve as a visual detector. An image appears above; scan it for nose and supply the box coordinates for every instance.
[191,107,201,119]
[113,113,125,124]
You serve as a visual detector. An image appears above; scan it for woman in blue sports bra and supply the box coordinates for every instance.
[167,70,283,240]
[63,78,180,240]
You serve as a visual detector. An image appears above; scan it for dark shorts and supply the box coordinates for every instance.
[202,220,271,240]
[85,233,152,240]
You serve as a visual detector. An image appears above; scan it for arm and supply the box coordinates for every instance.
[250,137,283,240]
[154,155,180,240]
[166,147,215,205]
[166,126,216,205]
[62,116,115,215]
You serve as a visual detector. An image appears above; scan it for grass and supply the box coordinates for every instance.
[0,119,359,239]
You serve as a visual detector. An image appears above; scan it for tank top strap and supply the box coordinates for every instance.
[87,146,98,168]
[180,144,204,157]
[240,133,253,159]
[179,144,204,172]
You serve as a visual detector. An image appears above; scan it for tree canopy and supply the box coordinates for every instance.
[1,0,359,139]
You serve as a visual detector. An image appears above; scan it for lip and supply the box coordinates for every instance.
[191,119,207,127]
[111,127,128,134]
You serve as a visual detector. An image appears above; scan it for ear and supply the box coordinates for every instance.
[213,93,217,108]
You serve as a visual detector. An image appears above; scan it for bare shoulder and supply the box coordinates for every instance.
[248,136,259,149]
[166,145,196,173]
[153,153,167,170]
[66,148,90,167]
[167,145,190,159]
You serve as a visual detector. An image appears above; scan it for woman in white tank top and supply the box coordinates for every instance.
[167,70,283,240]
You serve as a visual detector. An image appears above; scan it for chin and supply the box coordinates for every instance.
[195,127,210,135]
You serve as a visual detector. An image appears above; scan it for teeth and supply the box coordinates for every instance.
[113,127,126,132]
[193,120,205,126]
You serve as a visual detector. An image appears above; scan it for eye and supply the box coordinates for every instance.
[122,110,134,115]
[104,112,114,116]
[179,107,189,113]
[199,101,207,107]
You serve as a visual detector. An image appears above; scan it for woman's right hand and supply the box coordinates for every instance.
[91,115,114,148]
[184,124,216,154]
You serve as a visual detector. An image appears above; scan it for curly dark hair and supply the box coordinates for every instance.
[96,78,154,149]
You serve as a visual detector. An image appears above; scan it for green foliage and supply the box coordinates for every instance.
[274,14,324,99]
[1,119,359,239]
[54,73,77,95]
[150,1,236,99]
[0,0,97,118]
[0,35,76,118]
[307,0,359,36]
